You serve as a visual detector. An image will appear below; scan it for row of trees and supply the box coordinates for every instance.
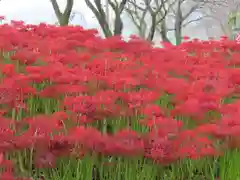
[50,0,239,45]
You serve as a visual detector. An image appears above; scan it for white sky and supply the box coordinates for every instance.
[0,0,209,42]
[0,0,97,27]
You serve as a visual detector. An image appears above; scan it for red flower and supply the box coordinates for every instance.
[141,104,164,118]
[1,64,15,77]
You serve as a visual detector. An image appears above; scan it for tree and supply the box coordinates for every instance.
[50,0,74,26]
[125,0,169,42]
[162,0,215,45]
[200,0,240,39]
[84,0,127,37]
[125,0,217,45]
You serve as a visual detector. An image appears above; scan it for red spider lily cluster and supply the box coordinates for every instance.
[0,19,239,178]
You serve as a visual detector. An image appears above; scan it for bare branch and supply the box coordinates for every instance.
[125,0,148,38]
[182,15,207,27]
[199,0,240,38]
[119,0,128,12]
[182,3,200,21]
[85,0,127,37]
[167,0,216,44]
[85,0,112,37]
[126,0,169,41]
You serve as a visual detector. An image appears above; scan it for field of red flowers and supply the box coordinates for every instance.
[0,20,240,179]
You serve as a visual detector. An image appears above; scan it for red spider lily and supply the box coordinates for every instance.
[1,20,240,178]
[68,126,108,155]
[141,104,164,118]
[39,84,87,98]
[161,77,190,95]
[195,123,219,135]
[143,135,178,165]
[182,36,190,41]
[124,90,160,109]
[105,129,145,157]
[0,86,18,105]
[34,151,56,168]
[1,64,16,77]
[171,98,204,119]
[25,114,65,137]
[0,171,15,180]
[0,158,14,179]
[11,50,39,65]
[172,93,221,122]
[140,116,182,137]
[174,130,220,159]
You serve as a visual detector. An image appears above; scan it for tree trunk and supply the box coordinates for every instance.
[160,21,171,43]
[85,0,113,37]
[147,15,157,41]
[113,10,123,35]
[174,1,183,45]
[50,0,74,26]
[175,21,182,45]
